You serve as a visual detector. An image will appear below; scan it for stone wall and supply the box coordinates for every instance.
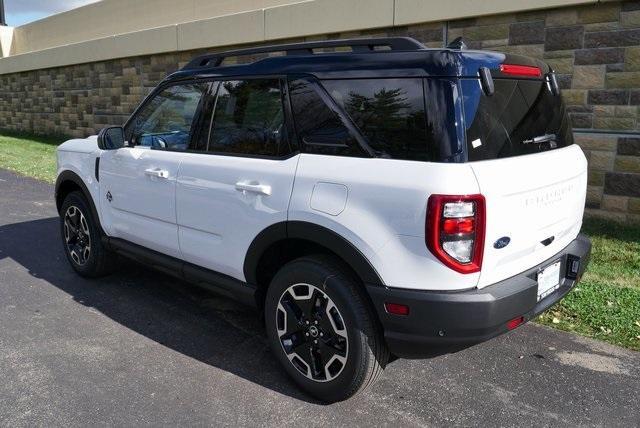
[0,0,639,221]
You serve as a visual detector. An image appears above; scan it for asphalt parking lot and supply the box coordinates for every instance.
[0,168,638,427]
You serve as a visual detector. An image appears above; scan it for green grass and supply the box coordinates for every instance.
[0,133,64,183]
[538,218,640,351]
[0,132,639,350]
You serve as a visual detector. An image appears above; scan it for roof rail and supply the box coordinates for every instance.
[182,37,426,70]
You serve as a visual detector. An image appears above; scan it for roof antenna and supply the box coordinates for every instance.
[446,37,467,50]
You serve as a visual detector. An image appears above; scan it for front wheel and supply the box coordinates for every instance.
[264,255,388,402]
[60,191,115,277]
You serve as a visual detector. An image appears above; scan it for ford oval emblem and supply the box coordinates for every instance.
[494,237,511,249]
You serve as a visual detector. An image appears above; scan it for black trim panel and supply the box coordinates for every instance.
[106,237,258,308]
[243,221,384,286]
[366,234,592,358]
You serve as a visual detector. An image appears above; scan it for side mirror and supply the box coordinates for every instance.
[97,126,126,150]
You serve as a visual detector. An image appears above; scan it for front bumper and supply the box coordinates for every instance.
[367,234,591,358]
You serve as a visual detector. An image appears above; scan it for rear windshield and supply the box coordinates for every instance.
[321,78,462,162]
[461,78,573,161]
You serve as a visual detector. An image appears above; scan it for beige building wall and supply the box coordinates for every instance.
[0,26,13,57]
[10,0,302,55]
[1,0,602,66]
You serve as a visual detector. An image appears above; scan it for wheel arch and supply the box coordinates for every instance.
[244,221,385,301]
[55,170,103,234]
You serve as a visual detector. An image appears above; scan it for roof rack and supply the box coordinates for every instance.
[182,37,426,70]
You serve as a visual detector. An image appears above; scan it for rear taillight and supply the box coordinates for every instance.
[500,64,542,78]
[426,194,486,274]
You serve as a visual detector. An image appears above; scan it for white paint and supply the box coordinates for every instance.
[471,144,587,288]
[310,182,348,216]
[56,132,587,293]
[176,152,299,280]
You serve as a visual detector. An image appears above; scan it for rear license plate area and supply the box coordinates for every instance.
[537,261,561,302]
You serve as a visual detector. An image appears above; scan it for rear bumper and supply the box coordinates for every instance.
[367,234,591,358]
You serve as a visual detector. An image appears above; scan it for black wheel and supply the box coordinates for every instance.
[60,191,115,277]
[265,255,388,402]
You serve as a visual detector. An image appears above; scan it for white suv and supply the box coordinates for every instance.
[55,38,591,402]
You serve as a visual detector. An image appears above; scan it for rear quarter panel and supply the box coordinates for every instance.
[290,154,481,291]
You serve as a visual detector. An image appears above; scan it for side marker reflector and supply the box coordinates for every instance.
[384,303,410,316]
[507,316,525,330]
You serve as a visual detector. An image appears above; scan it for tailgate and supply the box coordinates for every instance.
[472,145,588,288]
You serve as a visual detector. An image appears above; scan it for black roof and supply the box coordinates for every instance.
[165,37,548,83]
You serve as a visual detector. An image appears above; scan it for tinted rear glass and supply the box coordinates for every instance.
[461,78,573,161]
[289,79,366,157]
[322,78,462,162]
[208,79,290,157]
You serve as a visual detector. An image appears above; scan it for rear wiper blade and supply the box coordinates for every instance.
[523,134,557,148]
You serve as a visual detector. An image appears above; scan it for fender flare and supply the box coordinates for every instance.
[243,221,384,286]
[55,170,103,233]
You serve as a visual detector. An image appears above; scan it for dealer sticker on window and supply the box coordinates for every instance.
[537,261,561,302]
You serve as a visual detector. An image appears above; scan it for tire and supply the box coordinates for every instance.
[59,191,115,278]
[264,255,388,402]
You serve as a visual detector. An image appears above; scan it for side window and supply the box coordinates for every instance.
[321,78,433,161]
[127,83,208,151]
[288,79,366,157]
[207,79,291,157]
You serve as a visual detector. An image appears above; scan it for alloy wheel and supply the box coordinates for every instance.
[63,206,91,266]
[276,283,348,382]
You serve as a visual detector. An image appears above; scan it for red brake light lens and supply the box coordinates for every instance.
[500,64,542,78]
[443,218,475,235]
[426,194,486,274]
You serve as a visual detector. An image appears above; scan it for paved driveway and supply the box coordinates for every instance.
[0,168,638,427]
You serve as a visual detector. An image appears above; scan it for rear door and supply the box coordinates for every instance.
[176,78,299,281]
[460,77,587,288]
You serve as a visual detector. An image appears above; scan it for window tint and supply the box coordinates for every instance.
[288,79,366,157]
[461,78,573,161]
[322,78,431,160]
[207,79,290,157]
[128,83,208,151]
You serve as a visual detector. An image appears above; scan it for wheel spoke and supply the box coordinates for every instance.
[80,213,90,235]
[325,299,348,338]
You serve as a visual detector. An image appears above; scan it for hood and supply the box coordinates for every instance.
[57,136,99,154]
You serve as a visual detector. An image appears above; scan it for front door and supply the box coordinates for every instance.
[177,78,299,281]
[99,82,211,258]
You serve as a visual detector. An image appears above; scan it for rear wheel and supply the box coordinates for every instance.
[265,255,388,402]
[60,191,115,277]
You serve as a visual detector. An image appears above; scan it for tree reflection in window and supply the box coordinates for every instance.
[208,79,289,157]
[323,79,430,161]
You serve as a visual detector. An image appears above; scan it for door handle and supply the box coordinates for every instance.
[235,181,272,196]
[144,168,169,179]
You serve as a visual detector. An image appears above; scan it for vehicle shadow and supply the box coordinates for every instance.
[0,216,321,404]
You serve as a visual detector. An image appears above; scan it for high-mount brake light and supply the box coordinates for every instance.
[500,64,542,78]
[426,195,486,274]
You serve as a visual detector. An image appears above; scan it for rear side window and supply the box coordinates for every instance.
[322,78,430,161]
[288,79,367,157]
[461,78,573,161]
[207,79,291,157]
